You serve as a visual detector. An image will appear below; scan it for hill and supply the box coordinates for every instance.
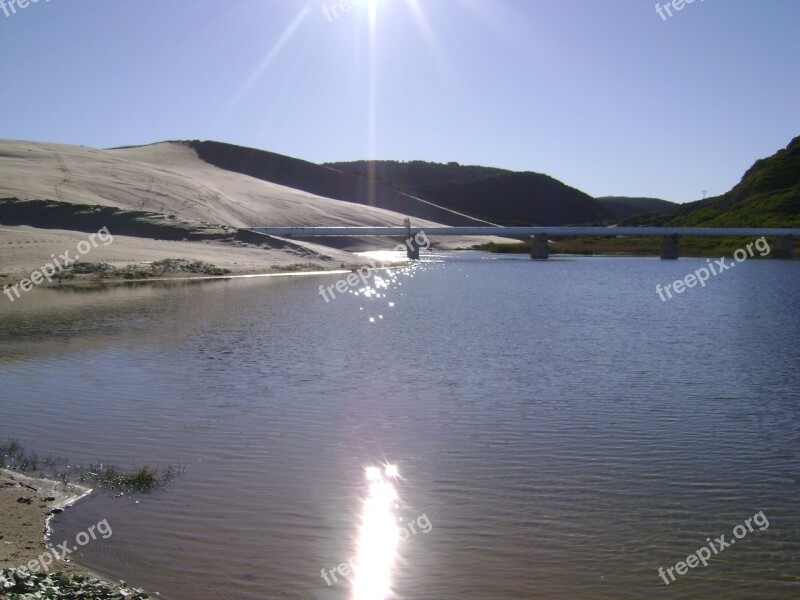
[414,172,612,226]
[595,197,676,220]
[324,160,511,191]
[325,160,613,226]
[187,142,491,227]
[626,135,800,227]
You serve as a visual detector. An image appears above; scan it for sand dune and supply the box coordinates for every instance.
[0,140,511,284]
[0,140,445,229]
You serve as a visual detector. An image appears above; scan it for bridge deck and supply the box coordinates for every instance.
[248,227,800,237]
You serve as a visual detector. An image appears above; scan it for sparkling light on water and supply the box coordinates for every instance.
[352,464,401,600]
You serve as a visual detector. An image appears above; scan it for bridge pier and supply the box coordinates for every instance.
[660,234,680,259]
[530,234,549,260]
[773,235,795,259]
[405,236,421,260]
[403,218,421,260]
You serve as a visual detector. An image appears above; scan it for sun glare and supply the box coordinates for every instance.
[352,464,401,600]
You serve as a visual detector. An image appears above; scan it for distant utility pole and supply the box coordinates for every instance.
[702,190,708,199]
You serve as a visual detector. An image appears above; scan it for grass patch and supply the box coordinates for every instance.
[474,236,796,258]
[0,438,41,472]
[0,438,182,494]
[472,241,530,254]
[63,259,232,280]
[553,236,661,256]
[272,262,326,272]
[85,464,179,493]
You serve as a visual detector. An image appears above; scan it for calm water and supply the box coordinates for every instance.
[1,252,798,599]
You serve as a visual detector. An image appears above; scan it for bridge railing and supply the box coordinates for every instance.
[246,226,798,260]
[248,226,800,237]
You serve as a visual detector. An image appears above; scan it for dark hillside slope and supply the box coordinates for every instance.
[324,160,511,191]
[415,172,613,226]
[328,160,613,226]
[596,197,676,220]
[187,141,490,227]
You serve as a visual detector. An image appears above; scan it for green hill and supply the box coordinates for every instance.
[626,135,800,227]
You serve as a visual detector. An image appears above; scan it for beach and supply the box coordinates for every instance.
[0,469,149,598]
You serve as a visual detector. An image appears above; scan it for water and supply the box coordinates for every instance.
[1,252,798,599]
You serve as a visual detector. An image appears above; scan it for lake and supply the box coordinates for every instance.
[1,251,798,599]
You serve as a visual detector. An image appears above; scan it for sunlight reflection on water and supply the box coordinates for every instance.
[352,464,401,600]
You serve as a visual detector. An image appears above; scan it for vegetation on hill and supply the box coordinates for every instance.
[324,160,511,191]
[187,141,489,226]
[415,172,612,226]
[325,160,614,226]
[626,135,800,228]
[595,197,676,219]
[476,136,799,258]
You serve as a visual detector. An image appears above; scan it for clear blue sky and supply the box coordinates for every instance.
[1,0,798,203]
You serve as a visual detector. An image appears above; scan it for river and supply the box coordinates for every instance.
[1,251,798,599]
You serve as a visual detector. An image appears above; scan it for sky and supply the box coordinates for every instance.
[1,0,798,203]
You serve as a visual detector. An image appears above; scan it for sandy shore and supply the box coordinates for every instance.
[0,469,89,569]
[0,469,149,598]
[0,224,511,296]
[0,225,365,282]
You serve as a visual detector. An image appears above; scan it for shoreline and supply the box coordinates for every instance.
[0,224,431,295]
[1,263,416,296]
[0,468,151,598]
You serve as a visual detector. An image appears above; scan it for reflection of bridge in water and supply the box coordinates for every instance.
[248,226,799,260]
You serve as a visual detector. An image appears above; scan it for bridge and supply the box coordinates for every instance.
[247,226,799,260]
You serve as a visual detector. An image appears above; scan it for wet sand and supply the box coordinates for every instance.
[0,469,148,597]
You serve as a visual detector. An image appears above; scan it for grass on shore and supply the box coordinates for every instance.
[474,235,798,258]
[272,262,337,272]
[0,439,182,494]
[58,258,232,281]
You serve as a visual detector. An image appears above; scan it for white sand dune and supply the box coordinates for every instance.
[0,140,512,281]
[0,140,444,228]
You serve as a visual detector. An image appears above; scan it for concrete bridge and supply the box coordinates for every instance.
[247,226,799,260]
